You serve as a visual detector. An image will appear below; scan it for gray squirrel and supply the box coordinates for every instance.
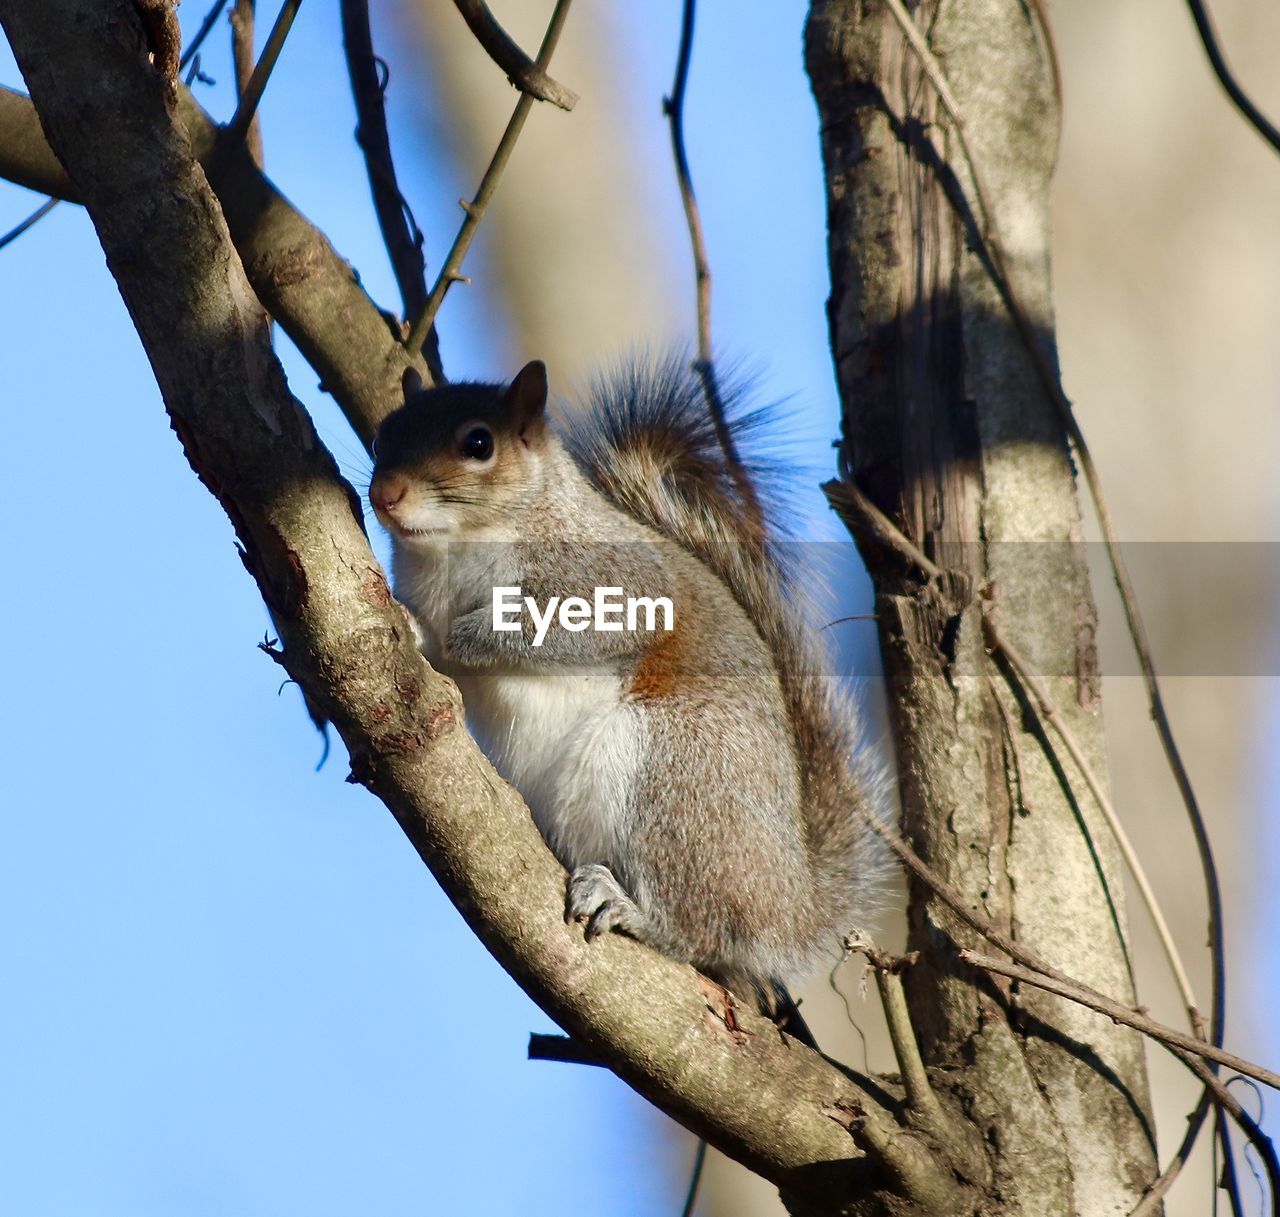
[368,356,887,1034]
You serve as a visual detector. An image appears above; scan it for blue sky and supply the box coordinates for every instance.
[2,2,1271,1214]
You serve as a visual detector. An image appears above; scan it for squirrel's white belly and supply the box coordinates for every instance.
[457,666,643,870]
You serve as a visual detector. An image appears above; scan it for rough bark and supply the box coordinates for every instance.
[806,1,1158,1214]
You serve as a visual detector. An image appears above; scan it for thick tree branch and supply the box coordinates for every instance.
[0,5,979,1213]
[0,83,423,447]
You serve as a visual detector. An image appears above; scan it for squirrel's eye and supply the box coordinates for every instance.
[459,426,494,461]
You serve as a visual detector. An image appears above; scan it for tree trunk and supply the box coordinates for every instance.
[806,2,1158,1213]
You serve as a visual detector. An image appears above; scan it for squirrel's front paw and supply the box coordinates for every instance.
[566,864,645,941]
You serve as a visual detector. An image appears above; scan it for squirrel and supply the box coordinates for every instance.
[368,356,887,1036]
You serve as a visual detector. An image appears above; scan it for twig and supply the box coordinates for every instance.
[882,0,1229,1138]
[847,939,949,1135]
[404,0,573,355]
[982,607,1203,1038]
[1184,0,1280,156]
[339,0,441,381]
[1216,1107,1246,1217]
[825,479,941,582]
[179,0,231,70]
[959,951,1280,1091]
[450,0,577,111]
[230,0,263,168]
[225,0,302,146]
[0,195,57,252]
[1171,1054,1277,1217]
[680,1138,708,1217]
[661,0,761,533]
[1130,1091,1213,1217]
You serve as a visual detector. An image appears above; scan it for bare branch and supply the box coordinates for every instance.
[230,0,263,167]
[450,0,577,111]
[661,0,761,535]
[960,951,1280,1091]
[339,0,443,381]
[0,195,58,252]
[846,940,952,1141]
[225,0,302,146]
[180,0,231,70]
[403,0,573,356]
[1184,0,1280,156]
[981,604,1204,1037]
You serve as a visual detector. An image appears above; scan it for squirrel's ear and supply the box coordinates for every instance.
[401,365,424,405]
[504,360,548,443]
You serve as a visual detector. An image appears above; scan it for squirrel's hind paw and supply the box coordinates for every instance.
[566,864,646,942]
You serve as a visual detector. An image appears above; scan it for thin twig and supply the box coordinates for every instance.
[1184,0,1280,156]
[959,951,1280,1091]
[680,1138,708,1217]
[339,0,441,381]
[1216,1107,1246,1217]
[882,0,1229,1134]
[179,0,231,70]
[982,608,1203,1037]
[450,0,577,111]
[825,479,941,582]
[661,0,762,533]
[1169,1054,1277,1217]
[404,0,573,356]
[847,939,949,1134]
[1130,1091,1213,1217]
[0,195,57,252]
[225,0,302,146]
[230,0,263,168]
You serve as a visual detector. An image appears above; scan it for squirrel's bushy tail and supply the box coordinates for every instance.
[566,355,890,961]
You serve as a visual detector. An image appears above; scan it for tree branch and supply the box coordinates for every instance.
[449,0,578,111]
[661,0,762,538]
[403,0,574,357]
[338,0,443,381]
[960,951,1280,1092]
[230,0,264,168]
[225,0,301,146]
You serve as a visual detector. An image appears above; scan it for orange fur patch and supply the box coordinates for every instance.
[627,618,685,700]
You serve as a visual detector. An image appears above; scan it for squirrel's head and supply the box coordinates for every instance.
[369,361,551,545]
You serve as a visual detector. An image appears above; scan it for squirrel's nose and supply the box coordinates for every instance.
[370,471,408,513]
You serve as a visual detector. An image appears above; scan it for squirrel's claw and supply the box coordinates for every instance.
[566,864,644,941]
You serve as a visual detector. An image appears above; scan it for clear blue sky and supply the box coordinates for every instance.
[0,3,852,1214]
